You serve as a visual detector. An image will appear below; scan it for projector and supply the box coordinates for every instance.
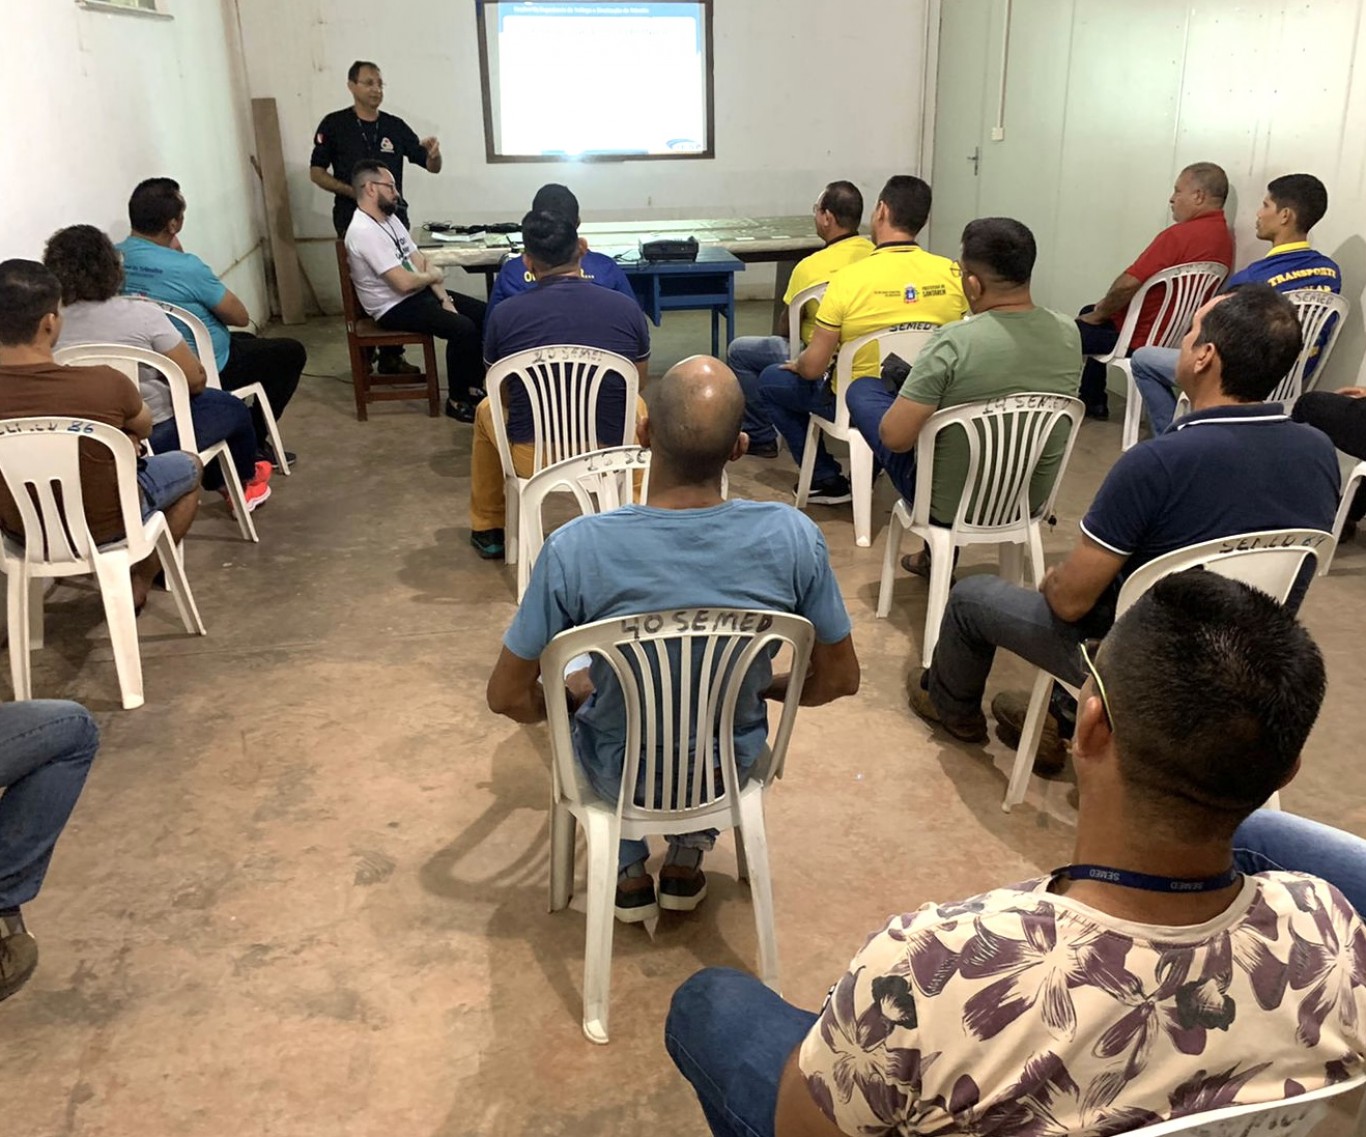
[639,236,699,263]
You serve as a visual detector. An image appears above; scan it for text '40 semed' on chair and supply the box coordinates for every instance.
[878,393,1085,669]
[485,345,641,599]
[0,417,205,710]
[541,607,815,1045]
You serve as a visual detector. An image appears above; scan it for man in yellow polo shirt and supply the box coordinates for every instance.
[756,175,967,503]
[728,181,873,458]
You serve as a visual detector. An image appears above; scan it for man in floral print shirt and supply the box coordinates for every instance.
[666,571,1366,1137]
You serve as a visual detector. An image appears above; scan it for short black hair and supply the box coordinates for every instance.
[1101,569,1325,838]
[877,176,932,235]
[531,183,580,227]
[0,259,62,346]
[521,209,579,268]
[348,60,380,83]
[43,225,124,305]
[960,217,1036,285]
[351,159,389,194]
[128,177,183,235]
[1182,162,1229,203]
[1195,284,1302,401]
[1267,173,1328,233]
[818,181,863,231]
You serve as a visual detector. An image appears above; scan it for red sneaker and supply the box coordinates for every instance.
[220,474,271,514]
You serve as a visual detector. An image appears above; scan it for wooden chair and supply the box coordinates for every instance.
[333,240,440,421]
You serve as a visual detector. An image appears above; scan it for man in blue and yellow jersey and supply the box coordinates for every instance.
[756,176,967,504]
[1131,173,1342,437]
[728,181,873,458]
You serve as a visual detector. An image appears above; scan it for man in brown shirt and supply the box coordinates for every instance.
[0,260,202,609]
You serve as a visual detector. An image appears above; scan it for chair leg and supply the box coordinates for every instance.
[92,553,145,710]
[7,567,33,700]
[737,790,779,992]
[1321,463,1366,577]
[504,480,521,568]
[580,813,618,1045]
[27,577,44,650]
[876,506,908,619]
[549,800,575,913]
[1120,364,1142,452]
[256,396,290,477]
[1026,520,1047,587]
[348,339,369,423]
[848,436,875,548]
[423,337,440,417]
[921,531,954,670]
[1004,670,1054,812]
[215,451,259,543]
[793,422,820,507]
[155,530,206,636]
[999,542,1025,586]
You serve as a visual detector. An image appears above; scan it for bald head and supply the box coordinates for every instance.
[644,356,746,483]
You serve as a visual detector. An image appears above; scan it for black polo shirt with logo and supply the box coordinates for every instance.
[310,108,429,235]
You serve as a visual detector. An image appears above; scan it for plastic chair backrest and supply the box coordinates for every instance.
[1132,1074,1365,1137]
[520,446,652,576]
[1268,290,1350,406]
[1112,261,1228,356]
[0,416,150,568]
[1115,528,1334,617]
[137,299,225,390]
[485,345,641,473]
[910,393,1085,531]
[786,281,828,357]
[831,327,935,429]
[541,609,815,823]
[53,344,196,454]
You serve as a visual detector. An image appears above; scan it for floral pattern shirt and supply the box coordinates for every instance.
[799,873,1366,1136]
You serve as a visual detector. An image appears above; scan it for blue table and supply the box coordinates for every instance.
[616,246,745,356]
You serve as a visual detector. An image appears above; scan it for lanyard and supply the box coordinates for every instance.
[370,215,409,263]
[1054,863,1240,894]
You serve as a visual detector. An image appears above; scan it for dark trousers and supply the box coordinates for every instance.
[333,210,410,366]
[1076,305,1121,408]
[218,331,305,450]
[149,387,257,492]
[377,289,487,403]
[1295,390,1366,522]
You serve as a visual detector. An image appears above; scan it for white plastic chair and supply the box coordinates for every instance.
[542,607,815,1044]
[54,344,258,543]
[1319,458,1366,577]
[794,327,935,547]
[1003,527,1334,812]
[1132,1074,1365,1137]
[0,416,206,709]
[1110,261,1228,451]
[1265,290,1350,413]
[877,394,1085,668]
[144,299,291,475]
[786,281,828,357]
[485,345,640,594]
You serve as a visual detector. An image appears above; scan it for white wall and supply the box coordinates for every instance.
[232,0,931,310]
[931,0,1366,389]
[4,0,268,320]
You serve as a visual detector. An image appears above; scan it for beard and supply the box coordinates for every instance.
[378,196,399,216]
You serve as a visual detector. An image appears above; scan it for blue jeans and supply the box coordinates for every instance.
[1076,306,1121,408]
[1130,347,1180,437]
[666,967,819,1137]
[755,366,840,483]
[1234,810,1366,915]
[845,378,918,502]
[0,701,100,910]
[149,388,257,492]
[726,336,789,448]
[136,451,202,520]
[928,575,1088,719]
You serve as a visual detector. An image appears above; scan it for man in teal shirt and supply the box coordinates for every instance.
[117,177,305,466]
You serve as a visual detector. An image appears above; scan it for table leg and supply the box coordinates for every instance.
[771,258,797,333]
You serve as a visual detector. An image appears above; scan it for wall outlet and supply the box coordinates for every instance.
[990,126,1006,141]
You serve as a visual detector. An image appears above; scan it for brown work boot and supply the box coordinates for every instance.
[991,691,1067,776]
[905,668,988,743]
[0,909,38,1002]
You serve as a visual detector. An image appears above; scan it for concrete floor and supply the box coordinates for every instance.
[3,301,1366,1137]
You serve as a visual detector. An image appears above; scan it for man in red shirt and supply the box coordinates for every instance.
[1076,162,1233,418]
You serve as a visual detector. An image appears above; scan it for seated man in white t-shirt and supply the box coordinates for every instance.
[666,570,1366,1137]
[343,159,486,422]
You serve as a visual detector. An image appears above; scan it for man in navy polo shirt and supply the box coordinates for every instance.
[1131,173,1342,437]
[470,209,651,559]
[485,184,638,318]
[905,284,1339,769]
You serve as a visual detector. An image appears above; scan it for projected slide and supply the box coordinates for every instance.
[478,2,713,160]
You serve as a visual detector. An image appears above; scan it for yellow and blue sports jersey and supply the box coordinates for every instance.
[813,243,968,385]
[783,235,875,346]
[1226,242,1341,294]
